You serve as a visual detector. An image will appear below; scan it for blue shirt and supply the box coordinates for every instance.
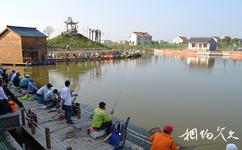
[0,87,8,100]
[20,77,30,87]
[28,81,37,93]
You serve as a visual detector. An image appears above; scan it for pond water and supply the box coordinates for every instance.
[7,53,242,149]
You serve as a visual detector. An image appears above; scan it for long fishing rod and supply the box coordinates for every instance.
[111,70,128,114]
[111,89,122,113]
[72,74,86,102]
[179,142,222,150]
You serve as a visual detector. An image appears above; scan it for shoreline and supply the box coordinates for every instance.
[154,49,242,60]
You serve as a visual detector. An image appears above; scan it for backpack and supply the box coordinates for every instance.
[108,121,123,146]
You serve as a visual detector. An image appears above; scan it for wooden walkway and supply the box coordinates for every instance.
[9,87,113,150]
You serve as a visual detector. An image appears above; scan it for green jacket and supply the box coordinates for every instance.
[91,108,112,128]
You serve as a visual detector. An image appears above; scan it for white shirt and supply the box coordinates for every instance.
[11,72,17,82]
[37,85,49,96]
[61,86,72,106]
[0,87,8,100]
[44,90,54,101]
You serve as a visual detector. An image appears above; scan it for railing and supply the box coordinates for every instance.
[20,108,72,150]
[80,106,152,148]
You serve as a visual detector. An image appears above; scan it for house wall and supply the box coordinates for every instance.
[188,42,208,51]
[171,37,183,44]
[0,30,23,64]
[129,33,152,45]
[21,36,47,59]
[129,33,137,45]
[137,36,152,45]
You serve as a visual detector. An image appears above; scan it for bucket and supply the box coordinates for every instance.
[73,103,80,116]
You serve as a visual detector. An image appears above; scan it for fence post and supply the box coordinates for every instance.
[31,120,35,134]
[67,147,72,150]
[21,108,26,126]
[45,128,51,148]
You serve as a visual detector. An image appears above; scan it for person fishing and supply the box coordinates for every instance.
[149,124,180,150]
[61,80,77,124]
[91,101,114,134]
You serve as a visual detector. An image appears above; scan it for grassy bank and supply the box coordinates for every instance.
[108,43,186,51]
[48,34,107,50]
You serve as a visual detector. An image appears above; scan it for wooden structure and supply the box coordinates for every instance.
[0,25,47,65]
[8,87,113,150]
[64,17,78,34]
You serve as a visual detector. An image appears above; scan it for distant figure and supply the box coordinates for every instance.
[8,70,15,82]
[12,73,21,87]
[61,80,77,124]
[149,124,179,150]
[91,101,113,134]
[226,144,238,150]
[28,79,38,94]
[11,71,18,82]
[1,69,8,86]
[20,74,30,89]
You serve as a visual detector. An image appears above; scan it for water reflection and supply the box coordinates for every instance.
[186,57,215,69]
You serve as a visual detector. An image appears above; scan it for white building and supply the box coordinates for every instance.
[171,36,188,44]
[188,37,217,51]
[157,40,168,44]
[118,40,129,44]
[129,32,152,45]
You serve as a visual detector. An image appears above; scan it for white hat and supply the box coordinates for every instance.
[226,144,238,150]
[25,74,31,77]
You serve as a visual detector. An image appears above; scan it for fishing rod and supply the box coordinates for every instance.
[72,74,86,102]
[110,70,129,114]
[111,89,122,114]
[179,142,222,150]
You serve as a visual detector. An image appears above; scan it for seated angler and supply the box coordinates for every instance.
[7,70,14,81]
[12,73,21,87]
[1,69,8,86]
[28,79,38,94]
[20,74,30,89]
[43,89,59,107]
[91,101,114,134]
[36,83,53,104]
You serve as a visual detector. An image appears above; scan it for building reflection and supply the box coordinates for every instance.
[186,56,215,69]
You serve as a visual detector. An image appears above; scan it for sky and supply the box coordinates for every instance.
[1,0,242,41]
